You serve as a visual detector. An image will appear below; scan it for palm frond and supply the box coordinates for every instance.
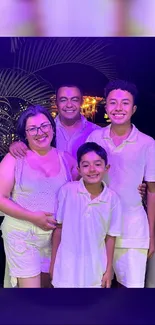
[11,37,25,53]
[14,37,117,80]
[0,68,54,104]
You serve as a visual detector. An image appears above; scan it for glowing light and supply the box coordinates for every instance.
[51,112,57,118]
[104,113,111,122]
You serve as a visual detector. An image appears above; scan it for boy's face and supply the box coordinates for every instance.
[78,151,109,185]
[105,89,137,125]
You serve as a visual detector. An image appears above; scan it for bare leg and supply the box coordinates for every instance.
[3,261,12,288]
[41,272,52,288]
[18,274,41,288]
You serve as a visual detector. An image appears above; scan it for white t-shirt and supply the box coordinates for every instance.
[52,179,122,288]
[87,124,155,249]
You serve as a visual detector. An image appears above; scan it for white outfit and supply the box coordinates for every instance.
[87,124,155,287]
[113,248,148,288]
[1,151,70,287]
[52,179,122,288]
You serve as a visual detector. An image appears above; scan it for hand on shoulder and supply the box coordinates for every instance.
[9,141,28,158]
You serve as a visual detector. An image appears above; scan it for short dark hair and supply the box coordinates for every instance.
[104,79,138,104]
[77,142,108,167]
[55,84,83,99]
[16,105,56,147]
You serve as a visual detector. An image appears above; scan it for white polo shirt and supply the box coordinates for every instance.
[55,115,101,159]
[87,124,155,249]
[52,179,122,288]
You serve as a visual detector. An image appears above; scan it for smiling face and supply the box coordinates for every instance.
[56,86,83,122]
[106,89,137,126]
[25,113,54,152]
[78,151,108,185]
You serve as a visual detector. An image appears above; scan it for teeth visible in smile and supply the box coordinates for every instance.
[65,110,74,113]
[37,137,46,141]
[113,114,124,117]
[88,175,98,178]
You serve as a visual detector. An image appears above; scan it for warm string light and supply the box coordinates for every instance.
[81,96,104,120]
[104,113,111,122]
[51,111,57,118]
[0,98,14,155]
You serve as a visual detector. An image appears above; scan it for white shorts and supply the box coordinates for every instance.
[113,248,148,288]
[2,225,52,287]
[145,253,155,288]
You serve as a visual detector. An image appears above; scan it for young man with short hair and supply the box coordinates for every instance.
[87,79,155,288]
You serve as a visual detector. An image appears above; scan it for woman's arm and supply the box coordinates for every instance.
[0,153,56,230]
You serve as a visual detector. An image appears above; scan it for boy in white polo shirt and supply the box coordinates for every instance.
[87,79,155,288]
[50,142,122,288]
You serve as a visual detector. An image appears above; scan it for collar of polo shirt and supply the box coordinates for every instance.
[77,178,108,203]
[102,124,138,143]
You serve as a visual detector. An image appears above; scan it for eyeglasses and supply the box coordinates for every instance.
[26,123,52,136]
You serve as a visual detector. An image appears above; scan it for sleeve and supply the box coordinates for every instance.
[107,193,122,237]
[55,185,66,225]
[144,140,155,182]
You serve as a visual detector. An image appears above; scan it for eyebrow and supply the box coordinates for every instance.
[26,122,49,127]
[59,96,80,100]
[81,159,102,164]
[109,98,130,101]
[26,125,36,128]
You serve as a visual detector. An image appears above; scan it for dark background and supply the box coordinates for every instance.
[0,37,155,291]
[0,37,154,138]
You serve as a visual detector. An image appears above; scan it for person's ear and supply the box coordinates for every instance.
[132,105,137,115]
[105,164,110,172]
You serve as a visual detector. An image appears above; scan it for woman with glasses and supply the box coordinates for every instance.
[0,105,78,288]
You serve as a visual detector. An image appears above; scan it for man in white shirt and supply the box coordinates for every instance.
[87,79,155,288]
